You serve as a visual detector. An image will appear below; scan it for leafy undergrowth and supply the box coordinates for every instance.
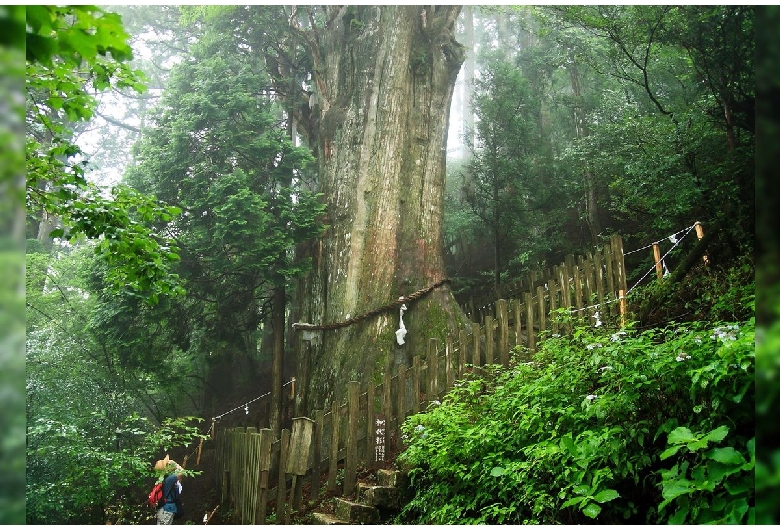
[395,277,754,524]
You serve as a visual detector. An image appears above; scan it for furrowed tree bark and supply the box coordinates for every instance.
[291,6,466,412]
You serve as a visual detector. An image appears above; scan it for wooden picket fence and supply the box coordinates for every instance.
[213,234,629,524]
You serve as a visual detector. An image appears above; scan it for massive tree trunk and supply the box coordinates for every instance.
[290,6,466,413]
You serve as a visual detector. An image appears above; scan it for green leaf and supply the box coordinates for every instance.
[707,447,745,465]
[561,496,584,509]
[667,427,696,444]
[668,505,689,525]
[594,489,620,503]
[582,503,602,518]
[490,466,506,477]
[703,425,729,443]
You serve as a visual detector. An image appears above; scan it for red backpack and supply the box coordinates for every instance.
[148,481,164,508]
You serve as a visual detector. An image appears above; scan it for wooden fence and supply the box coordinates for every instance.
[213,235,629,524]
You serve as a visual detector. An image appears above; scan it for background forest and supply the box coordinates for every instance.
[14,4,771,525]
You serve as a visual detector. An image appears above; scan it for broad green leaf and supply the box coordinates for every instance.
[667,426,696,445]
[668,505,689,525]
[707,447,745,465]
[703,425,729,443]
[594,489,620,503]
[582,503,601,518]
[661,444,683,460]
[490,466,506,477]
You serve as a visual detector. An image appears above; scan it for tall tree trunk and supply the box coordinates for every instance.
[461,6,475,158]
[291,6,466,412]
[568,56,602,244]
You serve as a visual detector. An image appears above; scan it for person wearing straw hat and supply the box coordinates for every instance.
[154,455,184,524]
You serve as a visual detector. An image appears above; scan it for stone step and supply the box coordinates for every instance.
[310,512,349,525]
[334,498,380,524]
[357,483,400,510]
[376,468,399,487]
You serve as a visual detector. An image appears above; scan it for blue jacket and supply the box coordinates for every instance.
[160,473,180,514]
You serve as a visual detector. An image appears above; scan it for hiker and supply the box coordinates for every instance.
[155,457,184,525]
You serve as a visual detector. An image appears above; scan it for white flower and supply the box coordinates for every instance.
[610,331,626,342]
[676,353,691,362]
[593,312,602,327]
[585,394,597,401]
[598,366,613,372]
[586,342,602,350]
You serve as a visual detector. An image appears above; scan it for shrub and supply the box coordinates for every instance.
[396,312,754,524]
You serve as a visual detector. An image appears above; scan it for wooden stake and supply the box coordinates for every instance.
[619,289,627,328]
[653,243,663,280]
[694,222,709,265]
[196,436,204,466]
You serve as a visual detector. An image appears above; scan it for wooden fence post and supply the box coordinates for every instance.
[412,356,421,414]
[276,428,290,524]
[653,243,663,280]
[582,255,594,321]
[366,383,376,470]
[695,221,709,265]
[458,329,468,377]
[549,279,558,336]
[497,299,509,366]
[525,292,535,354]
[286,417,314,519]
[572,260,583,322]
[445,336,454,392]
[559,261,572,335]
[484,315,494,365]
[383,369,392,461]
[604,243,616,317]
[344,381,360,497]
[327,400,340,494]
[472,322,481,367]
[593,249,606,317]
[427,338,438,402]
[611,234,628,300]
[255,429,273,524]
[513,299,522,349]
[397,365,406,435]
[619,289,627,328]
[537,285,546,335]
[311,410,324,503]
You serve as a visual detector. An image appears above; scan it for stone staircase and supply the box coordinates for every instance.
[311,469,405,524]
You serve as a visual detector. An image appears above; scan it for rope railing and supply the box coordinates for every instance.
[291,277,450,331]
